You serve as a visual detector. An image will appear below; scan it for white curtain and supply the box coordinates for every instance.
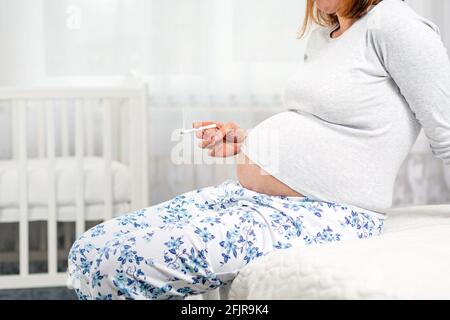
[0,0,449,207]
[10,0,306,92]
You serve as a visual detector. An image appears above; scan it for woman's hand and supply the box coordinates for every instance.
[193,121,247,157]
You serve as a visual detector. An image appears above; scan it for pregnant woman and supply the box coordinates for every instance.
[68,0,450,299]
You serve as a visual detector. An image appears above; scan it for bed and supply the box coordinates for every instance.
[197,204,450,300]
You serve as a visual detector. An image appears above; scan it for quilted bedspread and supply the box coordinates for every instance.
[223,205,450,299]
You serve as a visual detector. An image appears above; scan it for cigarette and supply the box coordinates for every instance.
[180,124,217,135]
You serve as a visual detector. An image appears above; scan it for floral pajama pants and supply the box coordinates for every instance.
[67,179,386,300]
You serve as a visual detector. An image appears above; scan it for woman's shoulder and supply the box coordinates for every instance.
[304,25,331,53]
[308,25,331,38]
[366,0,440,38]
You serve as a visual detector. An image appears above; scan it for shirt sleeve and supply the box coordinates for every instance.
[368,4,450,166]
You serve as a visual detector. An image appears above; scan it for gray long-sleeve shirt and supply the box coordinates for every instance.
[241,0,450,214]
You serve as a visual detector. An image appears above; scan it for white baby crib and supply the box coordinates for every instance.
[0,84,149,289]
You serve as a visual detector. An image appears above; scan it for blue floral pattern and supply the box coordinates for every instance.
[67,179,385,300]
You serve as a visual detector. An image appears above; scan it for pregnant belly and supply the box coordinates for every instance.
[236,152,304,197]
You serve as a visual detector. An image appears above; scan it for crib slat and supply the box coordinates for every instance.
[17,100,29,276]
[85,99,95,156]
[75,99,85,237]
[119,102,129,165]
[129,98,140,210]
[103,99,113,220]
[37,103,45,158]
[11,103,19,160]
[61,100,70,157]
[46,100,57,275]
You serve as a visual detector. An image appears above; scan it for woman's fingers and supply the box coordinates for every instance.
[193,121,222,140]
[199,137,214,149]
[192,121,246,150]
[196,128,218,140]
[195,131,203,139]
[208,142,241,157]
[196,129,220,149]
[227,127,248,143]
[215,122,246,143]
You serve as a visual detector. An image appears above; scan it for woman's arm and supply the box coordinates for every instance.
[368,4,450,165]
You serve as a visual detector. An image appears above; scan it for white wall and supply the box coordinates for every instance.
[0,0,46,86]
[407,0,450,48]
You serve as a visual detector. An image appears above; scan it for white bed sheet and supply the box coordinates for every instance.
[0,202,131,223]
[224,205,450,300]
[0,157,131,208]
[0,157,132,222]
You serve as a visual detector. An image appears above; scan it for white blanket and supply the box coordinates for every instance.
[225,205,450,300]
